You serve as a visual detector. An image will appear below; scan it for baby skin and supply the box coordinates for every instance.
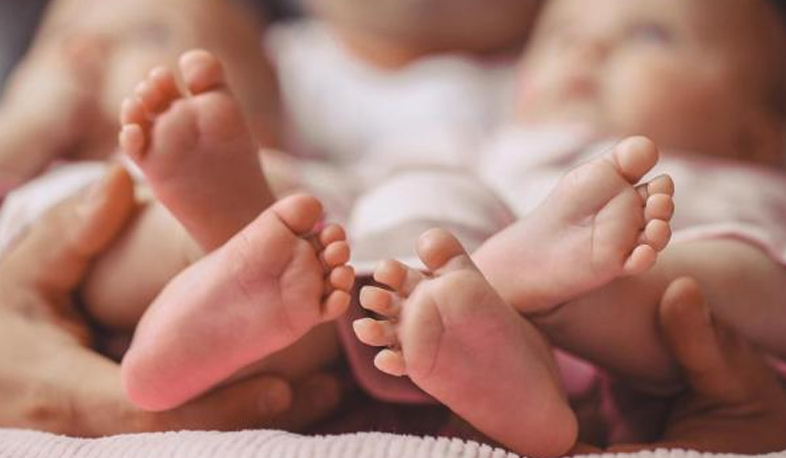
[355,139,674,457]
[356,229,577,458]
[475,136,674,313]
[118,50,354,411]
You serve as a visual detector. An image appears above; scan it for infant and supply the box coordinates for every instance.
[121,1,783,453]
[82,0,786,451]
[353,0,786,456]
[3,0,785,456]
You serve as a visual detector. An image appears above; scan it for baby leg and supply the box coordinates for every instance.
[474,136,674,314]
[355,229,576,458]
[81,202,197,332]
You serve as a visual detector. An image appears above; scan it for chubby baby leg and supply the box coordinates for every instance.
[82,201,197,332]
[355,229,576,458]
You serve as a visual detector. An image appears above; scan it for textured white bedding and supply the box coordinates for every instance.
[0,429,784,458]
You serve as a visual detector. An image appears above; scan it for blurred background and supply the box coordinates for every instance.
[0,0,303,85]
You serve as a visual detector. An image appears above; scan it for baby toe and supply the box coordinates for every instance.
[645,194,675,222]
[321,290,351,320]
[273,194,323,236]
[149,67,180,98]
[648,174,675,197]
[179,49,228,95]
[318,224,346,247]
[138,68,180,113]
[120,96,149,128]
[613,136,659,184]
[374,349,406,377]
[322,241,350,268]
[373,259,424,295]
[623,245,657,276]
[417,228,473,273]
[353,318,398,347]
[329,265,355,292]
[119,124,146,159]
[643,219,672,251]
[359,286,401,318]
[134,80,165,114]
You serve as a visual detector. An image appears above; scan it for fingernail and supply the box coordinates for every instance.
[258,381,291,415]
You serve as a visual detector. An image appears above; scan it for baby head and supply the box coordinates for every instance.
[518,0,786,166]
[304,0,543,67]
[42,0,281,146]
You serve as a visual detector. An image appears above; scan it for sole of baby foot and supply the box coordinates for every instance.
[474,136,675,314]
[121,194,354,411]
[355,228,576,458]
[119,49,274,250]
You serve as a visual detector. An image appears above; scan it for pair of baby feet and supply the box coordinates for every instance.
[354,137,674,456]
[118,50,354,410]
[117,49,674,456]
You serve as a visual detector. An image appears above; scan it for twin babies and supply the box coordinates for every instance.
[1,0,785,457]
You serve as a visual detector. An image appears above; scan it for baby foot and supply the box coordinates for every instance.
[474,136,674,314]
[119,49,274,250]
[121,194,354,411]
[355,229,577,458]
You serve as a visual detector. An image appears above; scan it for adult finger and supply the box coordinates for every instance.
[56,346,296,436]
[658,277,786,453]
[658,276,782,407]
[136,375,296,433]
[657,277,747,402]
[268,371,344,431]
[0,165,136,297]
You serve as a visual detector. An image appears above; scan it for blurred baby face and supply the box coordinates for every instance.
[306,0,542,55]
[50,0,281,146]
[519,0,786,163]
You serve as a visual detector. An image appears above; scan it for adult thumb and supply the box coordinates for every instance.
[658,277,745,402]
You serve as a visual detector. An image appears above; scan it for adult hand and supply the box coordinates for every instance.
[0,166,342,436]
[607,278,786,454]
